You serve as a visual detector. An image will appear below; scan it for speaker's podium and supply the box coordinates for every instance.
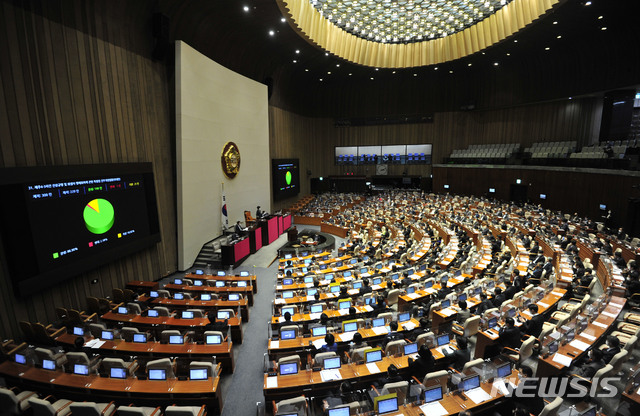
[258,213,291,246]
[221,235,250,268]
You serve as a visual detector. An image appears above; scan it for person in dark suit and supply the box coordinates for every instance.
[517,366,544,415]
[204,311,229,334]
[574,348,605,378]
[454,300,471,324]
[407,345,435,380]
[498,317,522,349]
[542,257,553,274]
[408,317,430,340]
[234,220,247,234]
[444,336,471,371]
[279,311,293,331]
[475,293,493,316]
[256,205,264,219]
[359,278,372,297]
[602,335,621,364]
[382,321,400,349]
[376,364,403,388]
[503,281,518,301]
[520,304,544,338]
[511,270,524,290]
[492,287,506,309]
[319,333,338,353]
[530,263,544,282]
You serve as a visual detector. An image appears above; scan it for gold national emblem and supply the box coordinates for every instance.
[221,142,241,178]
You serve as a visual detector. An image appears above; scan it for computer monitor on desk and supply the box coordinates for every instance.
[365,348,382,363]
[149,369,166,380]
[73,364,89,376]
[279,362,298,376]
[42,359,55,370]
[327,406,350,416]
[375,394,399,414]
[459,375,481,392]
[110,367,127,379]
[133,333,147,343]
[206,334,222,344]
[436,334,450,347]
[280,329,296,340]
[423,385,443,403]
[190,368,209,380]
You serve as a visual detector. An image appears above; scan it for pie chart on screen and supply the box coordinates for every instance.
[83,198,115,234]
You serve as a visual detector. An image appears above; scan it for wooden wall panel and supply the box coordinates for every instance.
[0,1,177,341]
[268,97,602,197]
[433,165,640,233]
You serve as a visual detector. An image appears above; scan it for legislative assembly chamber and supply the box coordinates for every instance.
[1,0,640,416]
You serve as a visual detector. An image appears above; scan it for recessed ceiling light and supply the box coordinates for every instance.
[293,60,297,63]
[305,69,309,72]
[375,68,379,71]
[506,53,511,56]
[585,1,591,5]
[514,39,518,43]
[449,70,453,74]
[319,78,323,81]
[434,67,439,70]
[413,73,417,76]
[569,97,572,100]
[553,21,558,24]
[545,47,550,50]
[325,52,329,56]
[336,64,340,67]
[493,62,499,66]
[481,52,485,55]
[468,63,472,66]
[243,6,249,12]
[601,27,607,30]
[557,35,562,39]
[348,73,352,76]
[392,71,396,74]
[281,17,286,23]
[327,71,331,74]
[370,77,374,80]
[269,30,275,36]
[295,50,300,54]
[598,15,603,19]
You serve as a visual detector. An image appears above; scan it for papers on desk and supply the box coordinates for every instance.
[601,311,617,319]
[551,291,565,297]
[446,281,455,288]
[493,379,516,396]
[343,276,354,282]
[306,296,315,302]
[610,301,624,308]
[306,283,313,288]
[424,288,437,295]
[85,339,106,348]
[552,353,573,367]
[537,302,550,309]
[338,309,349,316]
[320,369,342,382]
[569,339,590,351]
[580,333,596,341]
[277,316,285,323]
[266,377,278,389]
[371,285,382,291]
[402,322,417,331]
[406,293,420,300]
[593,321,608,329]
[270,341,279,349]
[409,274,420,279]
[465,388,492,404]
[366,362,381,374]
[360,273,371,278]
[309,313,321,320]
[276,285,283,290]
[312,339,325,349]
[372,326,389,335]
[274,299,285,305]
[439,307,457,317]
[338,331,357,342]
[363,305,374,312]
[419,401,449,416]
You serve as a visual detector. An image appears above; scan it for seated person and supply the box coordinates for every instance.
[602,335,621,364]
[454,300,471,324]
[407,345,435,380]
[475,293,492,315]
[382,321,400,349]
[573,348,605,378]
[409,317,430,341]
[319,333,338,353]
[375,364,403,389]
[349,332,368,355]
[492,287,506,309]
[279,312,293,330]
[498,317,522,349]
[322,381,359,414]
[444,336,470,372]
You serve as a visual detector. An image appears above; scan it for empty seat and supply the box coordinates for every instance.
[35,347,67,369]
[28,397,73,416]
[115,405,162,416]
[68,402,116,416]
[66,352,100,374]
[0,387,37,415]
[164,406,206,416]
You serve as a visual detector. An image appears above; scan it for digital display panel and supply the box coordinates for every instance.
[272,159,300,201]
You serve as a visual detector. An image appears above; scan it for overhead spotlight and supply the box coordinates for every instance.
[348,73,352,76]
[493,62,499,66]
[392,71,396,74]
[293,60,297,63]
[514,39,518,43]
[601,27,607,30]
[598,15,603,19]
[449,70,453,74]
[545,47,550,50]
[319,78,323,81]
[584,1,591,5]
[370,77,374,80]
[468,63,472,66]
[295,49,300,54]
[327,71,331,74]
[336,64,340,67]
[243,5,249,12]
[325,52,329,56]
[553,21,558,24]
[305,68,309,71]
[375,68,379,71]
[413,73,417,76]
[281,17,286,22]
[269,30,275,36]
[557,35,562,39]
[434,67,439,70]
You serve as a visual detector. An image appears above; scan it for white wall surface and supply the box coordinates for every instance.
[176,41,270,270]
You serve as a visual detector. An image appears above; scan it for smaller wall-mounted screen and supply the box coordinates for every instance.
[272,159,300,201]
[335,147,358,165]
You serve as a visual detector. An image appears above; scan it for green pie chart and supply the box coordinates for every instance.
[285,171,292,185]
[83,198,115,234]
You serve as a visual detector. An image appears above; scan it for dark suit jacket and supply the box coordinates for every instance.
[602,346,620,364]
[576,359,605,378]
[408,355,435,380]
[475,300,493,316]
[503,286,518,300]
[359,286,373,296]
[522,314,544,338]
[444,347,470,371]
[492,294,506,309]
[498,326,522,349]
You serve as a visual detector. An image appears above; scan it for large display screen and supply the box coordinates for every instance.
[0,163,161,297]
[272,159,300,201]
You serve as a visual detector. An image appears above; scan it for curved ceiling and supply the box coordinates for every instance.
[278,0,561,67]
